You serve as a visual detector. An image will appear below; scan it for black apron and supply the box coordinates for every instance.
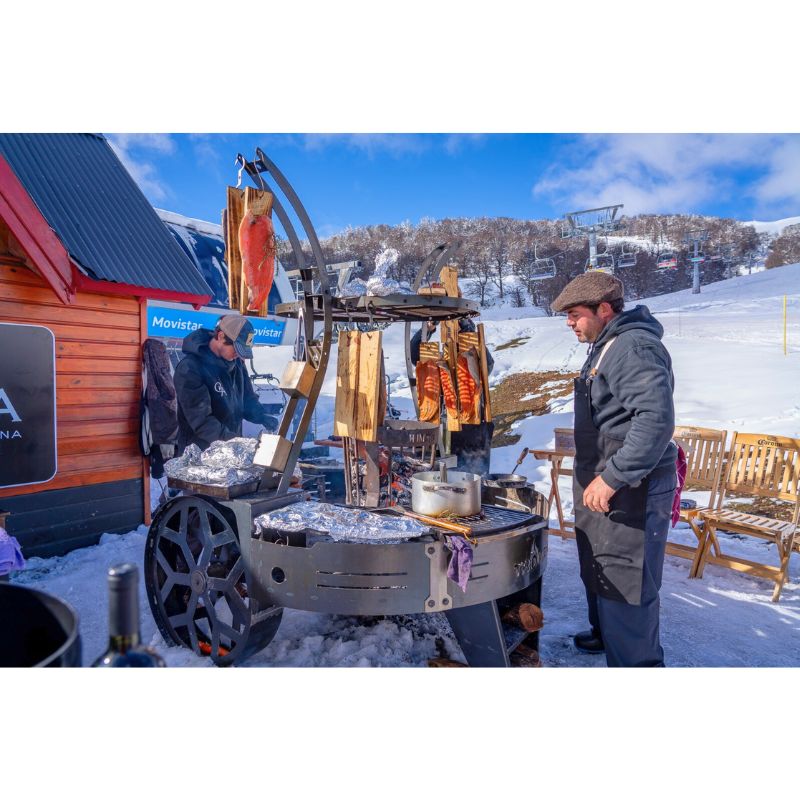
[573,344,649,606]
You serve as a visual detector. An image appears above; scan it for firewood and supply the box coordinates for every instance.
[510,644,542,668]
[501,602,544,632]
[428,657,469,668]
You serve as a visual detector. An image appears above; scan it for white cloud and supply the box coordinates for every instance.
[752,137,800,210]
[106,133,175,202]
[533,134,799,217]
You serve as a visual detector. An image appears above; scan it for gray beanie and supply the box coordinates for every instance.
[551,271,624,313]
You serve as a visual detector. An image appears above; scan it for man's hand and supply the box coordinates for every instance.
[582,475,617,513]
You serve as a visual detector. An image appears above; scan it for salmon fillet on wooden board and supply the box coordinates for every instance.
[238,189,276,313]
[457,347,482,424]
[415,360,441,423]
[437,359,461,431]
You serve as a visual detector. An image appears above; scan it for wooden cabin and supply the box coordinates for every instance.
[0,134,212,557]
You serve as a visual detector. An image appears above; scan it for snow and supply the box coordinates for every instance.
[7,261,800,671]
[155,207,224,236]
[745,215,800,235]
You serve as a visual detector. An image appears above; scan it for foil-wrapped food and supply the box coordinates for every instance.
[254,501,427,544]
[164,438,263,486]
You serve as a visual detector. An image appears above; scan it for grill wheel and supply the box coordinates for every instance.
[144,495,282,666]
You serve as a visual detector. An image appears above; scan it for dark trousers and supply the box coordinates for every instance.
[584,471,674,667]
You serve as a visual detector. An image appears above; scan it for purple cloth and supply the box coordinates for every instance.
[0,528,25,575]
[672,444,688,526]
[445,536,473,592]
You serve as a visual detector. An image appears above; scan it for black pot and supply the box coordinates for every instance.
[485,473,528,489]
[0,583,82,667]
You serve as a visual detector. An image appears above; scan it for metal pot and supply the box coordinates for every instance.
[485,473,528,489]
[411,468,481,518]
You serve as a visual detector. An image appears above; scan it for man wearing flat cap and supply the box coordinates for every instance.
[551,272,677,667]
[173,315,279,454]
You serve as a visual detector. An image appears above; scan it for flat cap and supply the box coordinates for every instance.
[551,271,624,313]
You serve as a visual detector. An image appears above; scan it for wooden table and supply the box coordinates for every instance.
[531,448,575,538]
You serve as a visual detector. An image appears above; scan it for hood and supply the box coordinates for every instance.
[181,327,215,356]
[595,304,664,347]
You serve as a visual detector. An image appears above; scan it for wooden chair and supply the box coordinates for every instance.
[532,427,576,539]
[669,425,728,562]
[692,432,800,602]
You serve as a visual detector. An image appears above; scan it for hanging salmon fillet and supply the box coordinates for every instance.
[437,360,461,430]
[416,361,441,423]
[457,348,482,424]
[238,190,276,312]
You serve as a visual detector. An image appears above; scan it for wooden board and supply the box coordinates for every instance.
[457,332,480,353]
[334,330,384,442]
[225,186,244,312]
[355,331,383,442]
[334,331,360,437]
[440,265,461,346]
[477,323,493,422]
[419,341,441,362]
[440,265,460,297]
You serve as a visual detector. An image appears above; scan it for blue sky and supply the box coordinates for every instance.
[108,134,800,236]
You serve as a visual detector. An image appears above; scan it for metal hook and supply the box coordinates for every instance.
[234,154,246,188]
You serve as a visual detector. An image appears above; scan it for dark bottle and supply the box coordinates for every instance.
[92,563,166,668]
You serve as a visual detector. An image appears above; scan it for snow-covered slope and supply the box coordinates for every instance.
[745,215,800,235]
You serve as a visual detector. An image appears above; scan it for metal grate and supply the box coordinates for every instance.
[398,504,537,535]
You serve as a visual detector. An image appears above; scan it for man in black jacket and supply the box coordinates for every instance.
[173,315,279,454]
[551,272,677,667]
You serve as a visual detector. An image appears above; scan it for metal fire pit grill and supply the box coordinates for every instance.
[144,150,549,668]
[146,490,547,667]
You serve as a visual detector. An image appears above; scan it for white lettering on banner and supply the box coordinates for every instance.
[150,316,203,332]
[0,430,23,440]
[0,389,22,422]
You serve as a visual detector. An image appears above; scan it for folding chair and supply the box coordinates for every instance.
[669,425,728,563]
[693,432,800,602]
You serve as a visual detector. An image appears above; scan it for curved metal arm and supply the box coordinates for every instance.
[238,150,333,497]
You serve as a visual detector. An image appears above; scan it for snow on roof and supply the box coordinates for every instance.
[156,208,223,236]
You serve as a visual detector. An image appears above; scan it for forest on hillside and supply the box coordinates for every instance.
[279,213,785,312]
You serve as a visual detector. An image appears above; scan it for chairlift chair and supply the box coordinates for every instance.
[656,251,678,270]
[531,242,557,280]
[585,238,615,272]
[617,242,637,269]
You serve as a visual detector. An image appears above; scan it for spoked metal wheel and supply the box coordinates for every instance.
[144,495,282,666]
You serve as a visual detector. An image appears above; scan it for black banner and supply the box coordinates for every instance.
[0,323,57,488]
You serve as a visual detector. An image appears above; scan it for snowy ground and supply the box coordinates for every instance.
[8,262,800,668]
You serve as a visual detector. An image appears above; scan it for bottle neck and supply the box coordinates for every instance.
[108,632,141,652]
[107,565,141,649]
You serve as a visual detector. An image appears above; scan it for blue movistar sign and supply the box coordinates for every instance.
[147,306,286,345]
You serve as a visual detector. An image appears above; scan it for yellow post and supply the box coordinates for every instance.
[784,295,788,355]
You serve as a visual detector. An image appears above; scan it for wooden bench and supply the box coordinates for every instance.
[669,425,728,564]
[692,432,800,602]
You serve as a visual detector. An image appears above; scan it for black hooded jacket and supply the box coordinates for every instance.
[173,328,277,453]
[580,305,677,490]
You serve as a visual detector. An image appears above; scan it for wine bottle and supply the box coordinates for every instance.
[92,563,166,668]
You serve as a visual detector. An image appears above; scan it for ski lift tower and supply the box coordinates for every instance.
[683,230,709,294]
[561,204,624,273]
